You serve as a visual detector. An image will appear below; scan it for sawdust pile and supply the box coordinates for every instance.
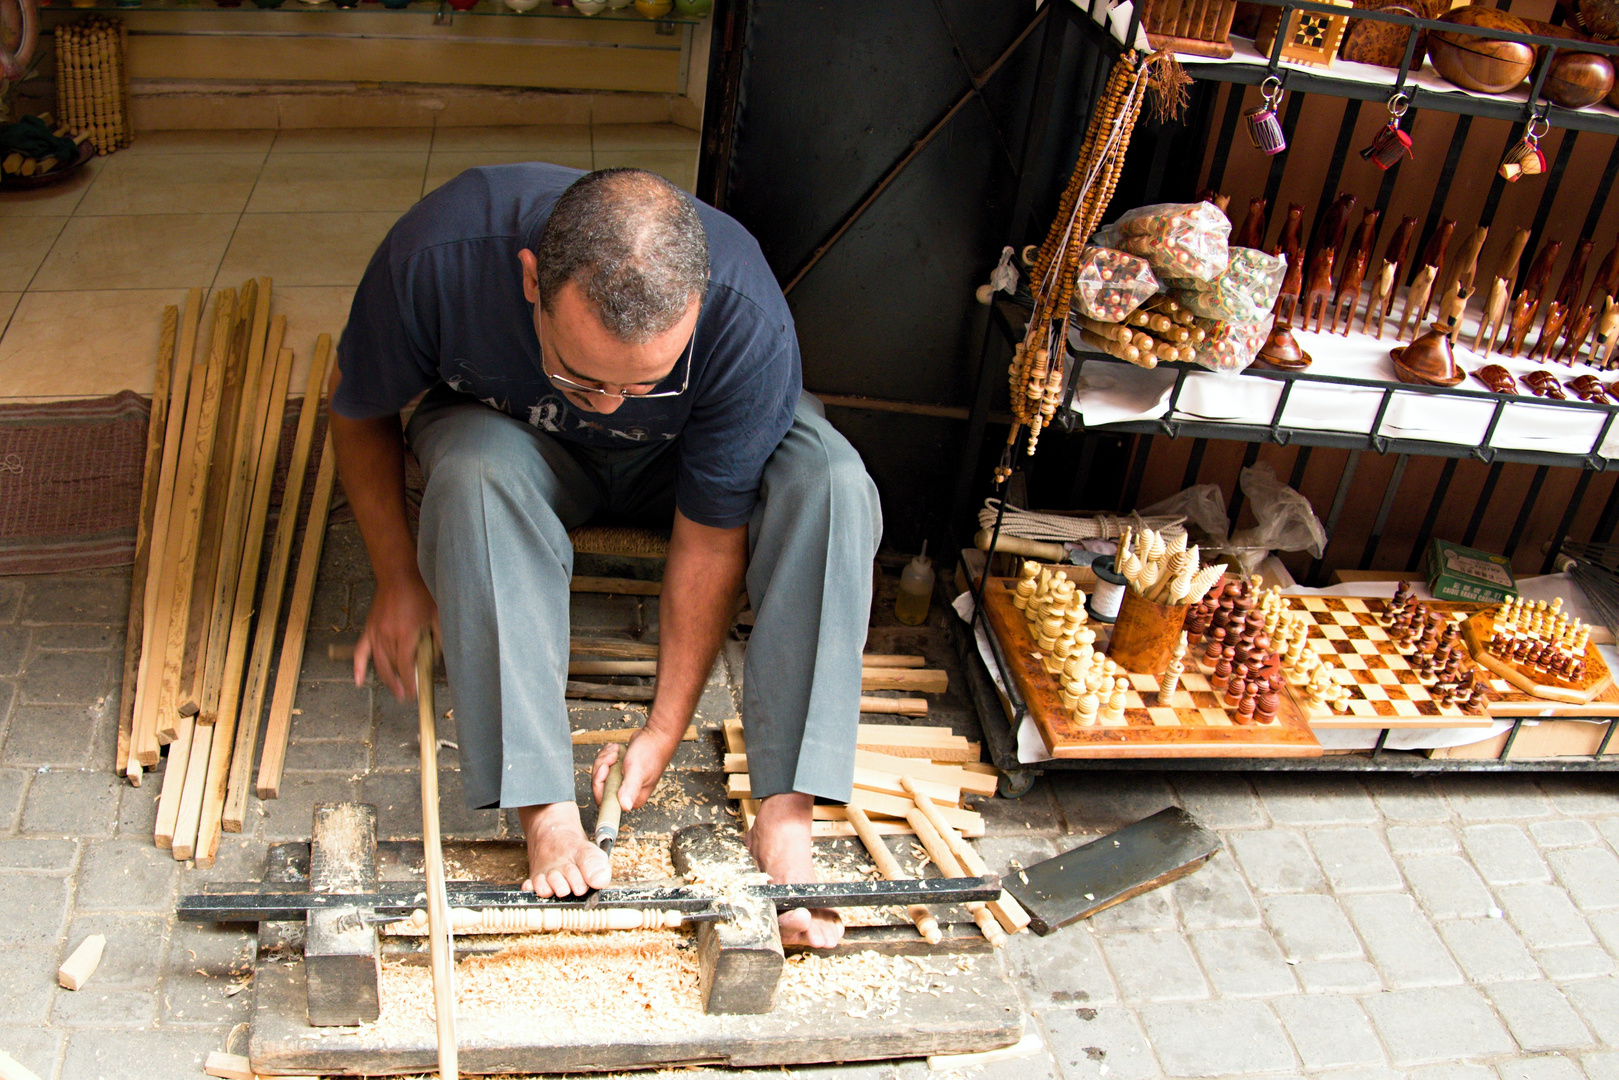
[363,930,703,1042]
[610,834,677,881]
[779,951,977,1019]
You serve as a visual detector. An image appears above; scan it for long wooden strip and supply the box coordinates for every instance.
[725,774,984,834]
[255,428,338,799]
[181,289,254,713]
[152,711,195,848]
[128,288,204,769]
[569,638,659,659]
[570,576,660,595]
[856,749,998,798]
[861,654,926,668]
[902,779,1029,934]
[740,800,917,837]
[905,806,1004,946]
[726,771,961,813]
[845,803,940,943]
[197,283,275,726]
[570,725,697,745]
[858,696,928,717]
[861,667,948,694]
[723,721,979,763]
[142,288,235,760]
[417,634,460,1078]
[222,334,330,833]
[116,304,179,779]
[194,339,292,867]
[169,723,212,860]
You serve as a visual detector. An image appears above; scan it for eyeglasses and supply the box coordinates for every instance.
[540,312,695,401]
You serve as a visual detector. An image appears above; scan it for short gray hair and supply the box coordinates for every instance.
[534,168,710,343]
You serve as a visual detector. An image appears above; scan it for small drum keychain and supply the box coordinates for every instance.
[1360,93,1413,170]
[1499,115,1550,182]
[1244,77,1288,156]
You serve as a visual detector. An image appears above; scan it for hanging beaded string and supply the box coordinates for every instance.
[999,52,1158,481]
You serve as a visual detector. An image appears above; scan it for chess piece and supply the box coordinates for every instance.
[1236,687,1257,724]
[1203,626,1226,666]
[1505,238,1563,357]
[1076,690,1100,726]
[1331,208,1380,334]
[1257,687,1279,724]
[1158,635,1188,705]
[1105,678,1129,723]
[1224,663,1248,707]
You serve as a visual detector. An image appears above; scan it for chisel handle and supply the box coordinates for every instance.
[596,760,624,848]
[972,529,1067,562]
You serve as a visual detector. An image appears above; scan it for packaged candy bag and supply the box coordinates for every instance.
[1071,246,1161,323]
[1094,201,1232,284]
[1193,316,1272,373]
[1177,247,1286,324]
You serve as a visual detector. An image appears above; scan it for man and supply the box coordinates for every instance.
[330,164,881,947]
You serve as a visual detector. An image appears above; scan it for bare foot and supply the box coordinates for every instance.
[517,801,611,897]
[745,791,843,948]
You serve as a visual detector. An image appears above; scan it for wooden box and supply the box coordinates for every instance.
[1143,0,1241,58]
[1255,0,1355,67]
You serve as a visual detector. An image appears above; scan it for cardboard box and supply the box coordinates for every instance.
[1427,539,1516,605]
[1427,719,1614,760]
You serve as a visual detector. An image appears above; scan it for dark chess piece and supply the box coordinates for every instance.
[1237,688,1258,724]
[1187,603,1213,639]
[1257,687,1280,724]
[1204,627,1227,666]
[1433,642,1452,670]
[1391,580,1410,610]
[1212,654,1233,693]
[1225,664,1249,707]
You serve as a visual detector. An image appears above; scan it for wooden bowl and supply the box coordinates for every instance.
[1427,6,1536,94]
[1522,19,1615,109]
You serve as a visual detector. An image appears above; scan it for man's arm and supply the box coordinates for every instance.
[328,365,438,699]
[594,509,747,809]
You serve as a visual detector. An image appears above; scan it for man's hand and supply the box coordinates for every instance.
[591,725,684,811]
[355,573,439,699]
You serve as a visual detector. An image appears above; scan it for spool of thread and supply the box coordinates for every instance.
[1087,555,1128,624]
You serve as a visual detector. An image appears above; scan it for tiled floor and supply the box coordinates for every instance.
[0,122,699,401]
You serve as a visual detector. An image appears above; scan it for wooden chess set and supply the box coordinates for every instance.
[982,565,1619,756]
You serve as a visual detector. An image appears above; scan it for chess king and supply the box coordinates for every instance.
[328,165,882,947]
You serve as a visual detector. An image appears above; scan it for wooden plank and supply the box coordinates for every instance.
[1002,807,1222,934]
[255,429,339,799]
[861,667,948,694]
[195,334,291,867]
[570,726,696,745]
[170,722,213,861]
[858,696,929,717]
[570,576,661,595]
[982,577,1322,759]
[117,303,179,778]
[855,750,998,798]
[570,638,659,659]
[860,654,926,668]
[725,776,983,835]
[725,723,981,764]
[128,287,203,771]
[569,660,656,677]
[203,1051,254,1080]
[153,711,196,848]
[223,335,330,832]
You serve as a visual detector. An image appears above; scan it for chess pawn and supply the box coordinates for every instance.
[1330,687,1351,713]
[1076,690,1100,726]
[1257,687,1280,724]
[1063,655,1087,686]
[1236,687,1257,725]
[1060,681,1081,711]
[1225,664,1249,707]
[1105,678,1129,723]
[1211,654,1233,693]
[1013,563,1039,610]
[1203,627,1227,667]
[1158,659,1184,706]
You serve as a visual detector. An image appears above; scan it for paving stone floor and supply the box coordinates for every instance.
[4,538,1619,1079]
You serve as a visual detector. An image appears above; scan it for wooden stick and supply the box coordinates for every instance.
[904,806,1005,946]
[57,933,105,990]
[861,654,927,668]
[417,633,459,1080]
[568,660,657,677]
[195,338,292,867]
[858,695,928,717]
[570,725,696,745]
[901,778,1030,934]
[128,289,204,770]
[149,288,236,749]
[223,335,330,832]
[844,803,941,944]
[197,280,274,726]
[255,428,339,799]
[569,638,659,659]
[117,305,178,778]
[169,722,212,860]
[570,576,660,595]
[153,711,195,848]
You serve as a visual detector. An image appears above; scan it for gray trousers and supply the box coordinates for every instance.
[406,386,883,810]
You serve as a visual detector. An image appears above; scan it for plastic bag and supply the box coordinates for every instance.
[1139,484,1230,545]
[1192,316,1272,373]
[1071,246,1160,323]
[1176,247,1286,324]
[1227,462,1328,576]
[1093,201,1231,284]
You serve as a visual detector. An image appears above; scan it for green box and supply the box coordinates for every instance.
[1426,539,1516,604]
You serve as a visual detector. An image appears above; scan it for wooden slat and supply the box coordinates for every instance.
[116,304,179,778]
[860,654,927,668]
[725,775,984,835]
[222,335,331,833]
[725,722,981,764]
[858,696,929,717]
[127,288,203,773]
[570,725,696,745]
[255,428,339,799]
[570,576,661,595]
[153,711,195,848]
[855,750,998,798]
[861,667,948,694]
[903,779,1029,934]
[169,722,213,860]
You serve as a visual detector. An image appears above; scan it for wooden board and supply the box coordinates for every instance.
[980,578,1321,759]
[1460,611,1614,705]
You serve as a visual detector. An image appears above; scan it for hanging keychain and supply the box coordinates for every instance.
[1499,115,1550,182]
[1360,93,1413,170]
[1244,77,1288,155]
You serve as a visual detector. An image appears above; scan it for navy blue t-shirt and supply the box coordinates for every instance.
[333,163,802,530]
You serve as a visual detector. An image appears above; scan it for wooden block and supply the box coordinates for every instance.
[1003,807,1221,934]
[859,695,930,717]
[203,1051,253,1080]
[696,893,783,1014]
[57,933,105,990]
[862,667,948,694]
[305,803,380,1027]
[855,749,998,798]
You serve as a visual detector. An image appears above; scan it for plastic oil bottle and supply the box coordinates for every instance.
[895,541,935,626]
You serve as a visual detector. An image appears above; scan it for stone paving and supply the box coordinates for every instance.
[4,537,1619,1079]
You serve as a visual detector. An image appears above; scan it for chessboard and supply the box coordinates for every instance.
[1287,595,1619,724]
[1458,610,1615,706]
[981,578,1322,759]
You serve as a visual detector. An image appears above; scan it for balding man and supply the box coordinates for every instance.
[329,165,881,946]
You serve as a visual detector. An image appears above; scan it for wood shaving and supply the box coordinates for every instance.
[360,930,702,1044]
[778,951,976,1018]
[609,833,677,882]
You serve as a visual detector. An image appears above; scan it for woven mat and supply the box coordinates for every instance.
[0,393,425,577]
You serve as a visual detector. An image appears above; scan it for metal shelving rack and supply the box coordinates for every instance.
[951,0,1619,794]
